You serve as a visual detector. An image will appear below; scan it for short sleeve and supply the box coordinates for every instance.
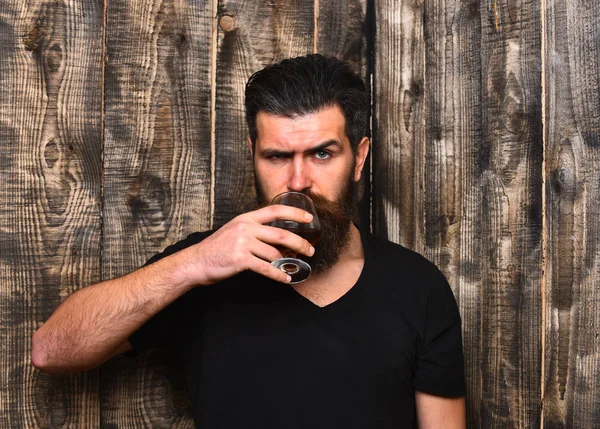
[413,268,466,397]
[126,231,213,356]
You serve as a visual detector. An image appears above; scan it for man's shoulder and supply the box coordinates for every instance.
[366,233,437,271]
[365,233,450,294]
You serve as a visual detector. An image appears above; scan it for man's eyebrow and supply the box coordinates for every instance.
[306,140,342,154]
[259,140,342,157]
[260,148,293,157]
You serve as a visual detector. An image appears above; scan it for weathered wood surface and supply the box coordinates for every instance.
[476,0,543,426]
[1,0,600,427]
[212,0,315,228]
[372,0,425,247]
[0,0,103,427]
[317,0,367,75]
[100,0,213,426]
[543,0,600,426]
[374,0,543,427]
[419,2,484,425]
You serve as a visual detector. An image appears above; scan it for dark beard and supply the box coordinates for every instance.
[255,174,356,274]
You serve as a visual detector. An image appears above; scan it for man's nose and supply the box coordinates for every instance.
[287,158,312,192]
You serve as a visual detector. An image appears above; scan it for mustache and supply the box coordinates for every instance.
[299,189,354,224]
[255,188,354,221]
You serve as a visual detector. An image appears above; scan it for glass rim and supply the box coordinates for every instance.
[269,191,314,204]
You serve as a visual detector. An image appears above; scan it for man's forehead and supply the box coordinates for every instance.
[255,105,348,146]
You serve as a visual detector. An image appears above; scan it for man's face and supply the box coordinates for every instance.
[251,105,369,272]
[251,104,365,203]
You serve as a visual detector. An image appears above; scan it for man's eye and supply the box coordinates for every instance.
[314,150,331,160]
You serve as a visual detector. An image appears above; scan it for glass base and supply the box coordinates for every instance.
[272,257,312,284]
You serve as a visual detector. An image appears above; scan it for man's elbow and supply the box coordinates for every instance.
[31,331,51,372]
[31,330,83,375]
[31,330,57,373]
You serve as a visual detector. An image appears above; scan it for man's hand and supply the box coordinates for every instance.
[179,204,315,286]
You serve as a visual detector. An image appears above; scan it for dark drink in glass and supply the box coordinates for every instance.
[268,192,321,283]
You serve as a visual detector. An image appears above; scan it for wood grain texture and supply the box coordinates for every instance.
[543,0,600,426]
[372,0,425,248]
[212,0,315,227]
[419,0,485,425]
[0,0,599,427]
[374,0,543,427]
[477,0,543,426]
[101,0,213,426]
[317,0,367,75]
[0,0,103,426]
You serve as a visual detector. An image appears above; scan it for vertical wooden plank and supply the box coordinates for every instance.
[0,0,103,426]
[374,0,543,427]
[317,0,367,75]
[544,0,600,426]
[212,0,314,227]
[417,0,485,425]
[101,0,213,426]
[372,0,425,248]
[476,0,543,426]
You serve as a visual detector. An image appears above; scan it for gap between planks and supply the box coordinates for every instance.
[540,0,548,425]
[209,0,218,230]
[99,0,108,280]
[313,0,319,53]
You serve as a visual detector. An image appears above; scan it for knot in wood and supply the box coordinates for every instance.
[24,27,42,51]
[47,44,63,73]
[44,139,59,168]
[219,14,236,32]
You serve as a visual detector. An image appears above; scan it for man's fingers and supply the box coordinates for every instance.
[247,258,291,284]
[192,205,316,286]
[248,204,313,225]
[255,225,315,257]
[250,239,284,262]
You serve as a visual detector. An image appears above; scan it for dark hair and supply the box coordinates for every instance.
[245,54,369,151]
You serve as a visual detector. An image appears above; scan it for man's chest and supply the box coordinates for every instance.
[182,288,419,428]
[188,289,415,386]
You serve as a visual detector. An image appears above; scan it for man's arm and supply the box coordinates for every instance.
[31,253,192,374]
[31,205,315,374]
[415,391,466,429]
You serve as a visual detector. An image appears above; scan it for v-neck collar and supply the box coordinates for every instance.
[283,225,374,311]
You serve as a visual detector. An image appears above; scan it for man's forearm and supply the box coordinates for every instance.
[31,253,192,374]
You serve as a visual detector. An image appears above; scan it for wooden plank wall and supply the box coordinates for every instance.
[0,1,103,427]
[543,0,600,426]
[100,0,213,426]
[375,0,544,427]
[0,0,599,427]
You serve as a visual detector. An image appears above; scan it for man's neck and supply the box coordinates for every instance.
[291,224,365,307]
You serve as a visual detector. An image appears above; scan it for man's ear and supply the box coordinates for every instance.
[353,137,370,182]
[247,137,253,157]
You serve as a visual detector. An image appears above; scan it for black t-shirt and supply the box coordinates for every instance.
[129,228,466,428]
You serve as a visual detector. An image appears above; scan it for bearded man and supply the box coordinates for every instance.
[32,54,466,428]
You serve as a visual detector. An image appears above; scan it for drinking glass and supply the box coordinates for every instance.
[269,192,321,284]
